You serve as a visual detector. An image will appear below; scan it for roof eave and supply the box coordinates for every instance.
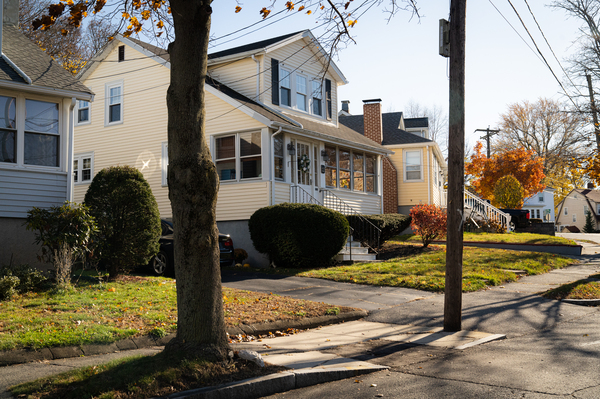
[0,80,94,101]
[272,121,393,155]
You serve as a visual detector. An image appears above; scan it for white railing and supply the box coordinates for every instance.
[463,190,511,232]
[290,185,322,205]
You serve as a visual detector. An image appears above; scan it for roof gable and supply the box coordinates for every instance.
[339,112,434,146]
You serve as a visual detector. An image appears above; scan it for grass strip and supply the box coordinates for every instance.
[10,350,286,399]
[0,273,353,351]
[542,275,600,300]
[292,246,574,292]
[397,232,578,246]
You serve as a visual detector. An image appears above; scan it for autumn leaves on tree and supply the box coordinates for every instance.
[466,142,545,209]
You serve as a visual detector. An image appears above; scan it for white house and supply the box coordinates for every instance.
[523,187,555,222]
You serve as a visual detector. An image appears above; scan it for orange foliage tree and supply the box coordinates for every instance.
[466,142,545,208]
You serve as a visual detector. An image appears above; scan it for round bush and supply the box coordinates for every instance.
[249,203,350,268]
[84,166,161,279]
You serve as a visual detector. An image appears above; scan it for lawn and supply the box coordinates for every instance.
[542,273,600,300]
[396,232,578,246]
[292,245,574,292]
[0,272,353,351]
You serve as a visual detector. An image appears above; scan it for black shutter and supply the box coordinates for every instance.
[325,79,332,120]
[271,58,280,106]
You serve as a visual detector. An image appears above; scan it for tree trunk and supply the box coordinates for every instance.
[164,0,229,361]
[444,0,466,332]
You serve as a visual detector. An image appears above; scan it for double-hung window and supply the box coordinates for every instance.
[215,132,262,181]
[0,95,16,164]
[404,150,422,181]
[280,69,291,107]
[538,192,544,202]
[105,81,123,125]
[73,153,93,184]
[77,100,90,124]
[296,75,307,112]
[25,99,60,167]
[311,81,322,116]
[338,149,351,189]
[353,153,364,192]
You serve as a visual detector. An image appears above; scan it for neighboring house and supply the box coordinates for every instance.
[72,30,396,266]
[523,187,555,222]
[0,0,94,268]
[556,186,600,232]
[338,100,447,215]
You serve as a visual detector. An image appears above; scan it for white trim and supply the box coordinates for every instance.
[161,141,168,186]
[73,151,94,185]
[0,80,93,101]
[104,79,124,126]
[403,149,423,182]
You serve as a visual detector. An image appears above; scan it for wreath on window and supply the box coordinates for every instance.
[299,154,311,173]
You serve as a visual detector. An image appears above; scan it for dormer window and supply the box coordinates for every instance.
[280,69,291,107]
[311,80,322,116]
[296,75,307,112]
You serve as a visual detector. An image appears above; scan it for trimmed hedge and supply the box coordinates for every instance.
[346,213,411,249]
[249,203,350,268]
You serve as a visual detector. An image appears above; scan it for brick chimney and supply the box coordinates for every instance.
[363,99,383,144]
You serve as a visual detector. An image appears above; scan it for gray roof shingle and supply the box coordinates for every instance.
[339,112,433,145]
[1,25,92,95]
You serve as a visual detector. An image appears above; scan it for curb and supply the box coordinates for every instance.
[431,241,583,256]
[0,310,368,367]
[562,298,600,306]
[161,364,389,399]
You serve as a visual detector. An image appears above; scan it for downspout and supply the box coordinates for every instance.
[252,55,260,101]
[67,97,76,202]
[270,126,283,206]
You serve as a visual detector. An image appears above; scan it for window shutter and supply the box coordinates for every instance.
[325,79,332,120]
[271,59,280,106]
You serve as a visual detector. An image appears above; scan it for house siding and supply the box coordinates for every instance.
[388,146,430,207]
[208,57,259,102]
[324,190,381,215]
[0,169,68,218]
[273,181,291,204]
[216,181,270,221]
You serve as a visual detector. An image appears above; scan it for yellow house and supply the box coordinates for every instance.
[72,31,395,266]
[339,101,447,216]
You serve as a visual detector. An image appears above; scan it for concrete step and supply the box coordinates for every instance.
[334,253,377,262]
[338,247,370,255]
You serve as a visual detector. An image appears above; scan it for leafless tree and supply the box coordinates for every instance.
[404,100,448,156]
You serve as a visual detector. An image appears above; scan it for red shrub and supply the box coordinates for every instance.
[409,204,447,248]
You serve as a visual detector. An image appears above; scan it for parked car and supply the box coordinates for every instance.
[500,208,531,230]
[150,218,235,276]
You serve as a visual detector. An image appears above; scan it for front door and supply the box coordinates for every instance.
[295,141,313,202]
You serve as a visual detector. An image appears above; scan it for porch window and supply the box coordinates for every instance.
[25,99,59,167]
[325,146,377,193]
[404,150,422,181]
[273,135,284,180]
[215,132,262,181]
[0,95,16,163]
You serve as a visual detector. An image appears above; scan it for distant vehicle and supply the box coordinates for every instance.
[150,218,235,276]
[500,209,530,230]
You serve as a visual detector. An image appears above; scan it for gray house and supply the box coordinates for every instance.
[0,0,93,267]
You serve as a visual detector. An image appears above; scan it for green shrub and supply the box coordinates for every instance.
[346,213,411,249]
[25,202,97,286]
[409,204,447,248]
[0,275,19,301]
[0,263,48,300]
[84,166,161,280]
[249,203,349,268]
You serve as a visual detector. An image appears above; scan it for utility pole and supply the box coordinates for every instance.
[586,73,600,151]
[475,126,499,158]
[444,0,466,332]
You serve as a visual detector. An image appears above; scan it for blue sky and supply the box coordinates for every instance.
[208,1,584,153]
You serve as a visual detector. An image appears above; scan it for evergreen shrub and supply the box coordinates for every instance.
[346,213,411,249]
[84,166,161,279]
[249,203,349,268]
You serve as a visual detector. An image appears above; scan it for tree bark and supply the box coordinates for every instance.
[444,0,466,332]
[164,0,229,361]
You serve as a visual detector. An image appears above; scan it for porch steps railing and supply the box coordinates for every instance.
[289,185,378,262]
[321,189,382,254]
[463,190,511,232]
